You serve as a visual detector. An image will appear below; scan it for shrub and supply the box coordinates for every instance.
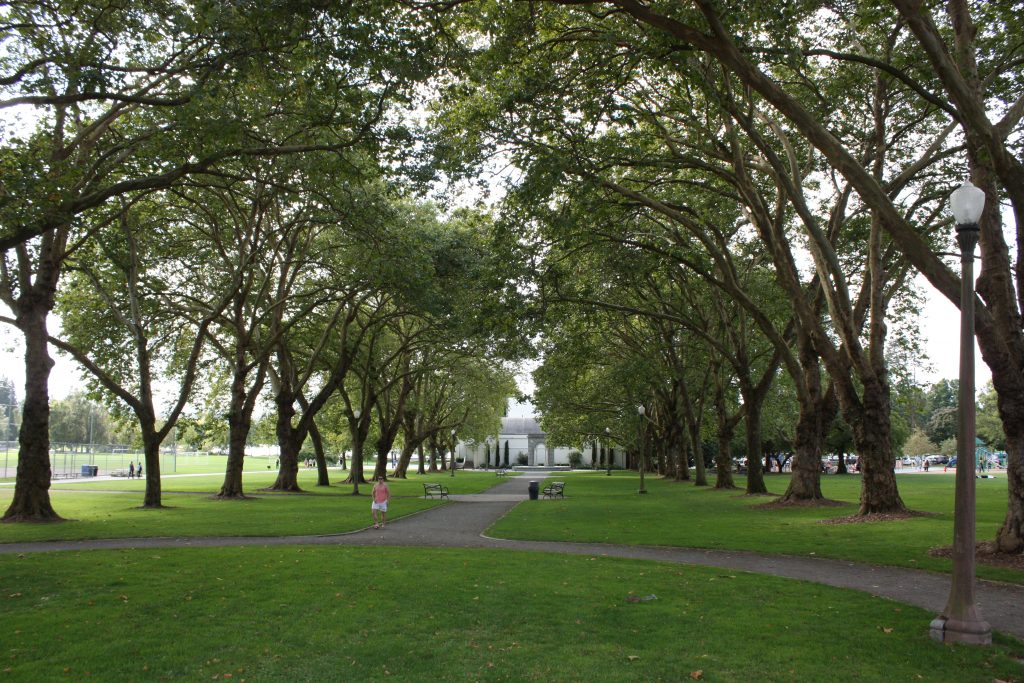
[568,450,583,468]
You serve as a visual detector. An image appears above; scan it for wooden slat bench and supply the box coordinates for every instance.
[496,468,508,477]
[542,481,566,499]
[423,483,449,500]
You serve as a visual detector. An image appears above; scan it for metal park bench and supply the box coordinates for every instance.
[423,483,449,500]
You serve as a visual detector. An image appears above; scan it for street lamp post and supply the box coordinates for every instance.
[637,405,647,494]
[605,427,612,476]
[930,180,991,645]
[450,428,457,478]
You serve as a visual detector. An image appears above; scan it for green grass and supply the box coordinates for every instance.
[4,469,1022,586]
[491,471,1023,584]
[0,471,497,543]
[1,546,1021,682]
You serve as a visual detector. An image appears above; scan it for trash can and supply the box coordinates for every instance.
[81,465,92,477]
[90,465,99,477]
[528,480,539,500]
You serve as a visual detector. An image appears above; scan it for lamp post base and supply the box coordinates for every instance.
[929,615,992,645]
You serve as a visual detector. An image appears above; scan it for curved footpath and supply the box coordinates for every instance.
[3,475,1022,641]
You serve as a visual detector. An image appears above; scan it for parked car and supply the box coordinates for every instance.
[948,457,957,468]
[925,454,949,465]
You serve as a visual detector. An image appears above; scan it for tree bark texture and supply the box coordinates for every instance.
[217,363,264,498]
[140,425,164,508]
[309,422,330,487]
[268,385,303,492]
[742,400,768,495]
[3,287,61,522]
[779,349,834,504]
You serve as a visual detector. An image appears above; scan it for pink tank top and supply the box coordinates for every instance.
[373,484,389,503]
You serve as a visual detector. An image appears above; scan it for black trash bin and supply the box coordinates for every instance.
[528,480,539,500]
[90,465,99,477]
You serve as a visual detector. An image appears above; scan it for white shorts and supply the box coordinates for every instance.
[371,501,388,512]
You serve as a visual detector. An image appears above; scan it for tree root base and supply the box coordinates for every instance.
[820,509,932,525]
[1,514,68,524]
[756,497,848,510]
[929,541,1024,571]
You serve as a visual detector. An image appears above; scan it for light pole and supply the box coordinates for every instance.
[450,428,457,478]
[605,427,612,476]
[930,180,991,645]
[637,405,647,494]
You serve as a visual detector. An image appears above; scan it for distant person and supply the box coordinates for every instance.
[128,461,135,478]
[137,462,142,478]
[371,477,391,529]
[923,459,930,472]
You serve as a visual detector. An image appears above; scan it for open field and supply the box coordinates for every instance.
[492,471,1023,584]
[1,546,1022,682]
[2,470,1021,585]
[0,452,323,481]
[0,471,496,543]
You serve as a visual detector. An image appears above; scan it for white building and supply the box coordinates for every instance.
[455,416,623,469]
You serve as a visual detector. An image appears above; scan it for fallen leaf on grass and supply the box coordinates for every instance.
[882,627,893,634]
[627,656,640,662]
[690,671,704,679]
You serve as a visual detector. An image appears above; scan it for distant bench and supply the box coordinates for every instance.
[51,472,80,480]
[111,469,130,477]
[542,481,566,499]
[496,468,509,477]
[423,483,449,500]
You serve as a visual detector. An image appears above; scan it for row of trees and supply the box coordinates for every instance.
[422,1,1023,554]
[3,1,1022,558]
[1,1,522,519]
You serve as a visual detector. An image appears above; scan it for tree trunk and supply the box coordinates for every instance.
[309,422,330,487]
[997,426,1024,553]
[675,439,691,481]
[372,439,390,481]
[393,440,419,478]
[3,296,61,522]
[779,397,831,503]
[342,432,368,492]
[851,384,906,514]
[428,443,439,472]
[780,348,835,503]
[714,428,736,490]
[417,443,426,475]
[140,423,164,508]
[217,364,262,498]
[267,386,303,492]
[743,400,768,494]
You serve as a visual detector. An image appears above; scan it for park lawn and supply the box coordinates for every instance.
[0,490,432,544]
[1,546,1021,683]
[45,469,500,496]
[489,471,1024,584]
[0,471,502,543]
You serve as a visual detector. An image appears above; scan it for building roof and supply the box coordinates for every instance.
[500,416,544,436]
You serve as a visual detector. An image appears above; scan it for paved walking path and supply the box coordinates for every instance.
[3,474,1022,641]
